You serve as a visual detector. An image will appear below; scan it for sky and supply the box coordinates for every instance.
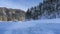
[0,0,43,11]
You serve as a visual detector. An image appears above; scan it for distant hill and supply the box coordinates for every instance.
[0,7,25,21]
[26,0,60,20]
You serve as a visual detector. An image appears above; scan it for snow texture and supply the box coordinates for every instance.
[0,18,60,34]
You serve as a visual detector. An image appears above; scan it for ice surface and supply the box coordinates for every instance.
[0,18,60,34]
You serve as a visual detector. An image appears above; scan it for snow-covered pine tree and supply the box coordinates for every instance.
[26,0,60,20]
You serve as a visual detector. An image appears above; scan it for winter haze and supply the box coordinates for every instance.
[0,0,43,11]
[0,0,60,34]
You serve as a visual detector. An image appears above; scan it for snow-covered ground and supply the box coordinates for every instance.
[0,18,60,34]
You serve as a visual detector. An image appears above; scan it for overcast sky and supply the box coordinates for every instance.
[0,0,43,11]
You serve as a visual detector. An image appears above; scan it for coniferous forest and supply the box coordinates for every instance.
[26,0,60,20]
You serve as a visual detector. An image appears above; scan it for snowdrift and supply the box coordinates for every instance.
[0,18,60,34]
